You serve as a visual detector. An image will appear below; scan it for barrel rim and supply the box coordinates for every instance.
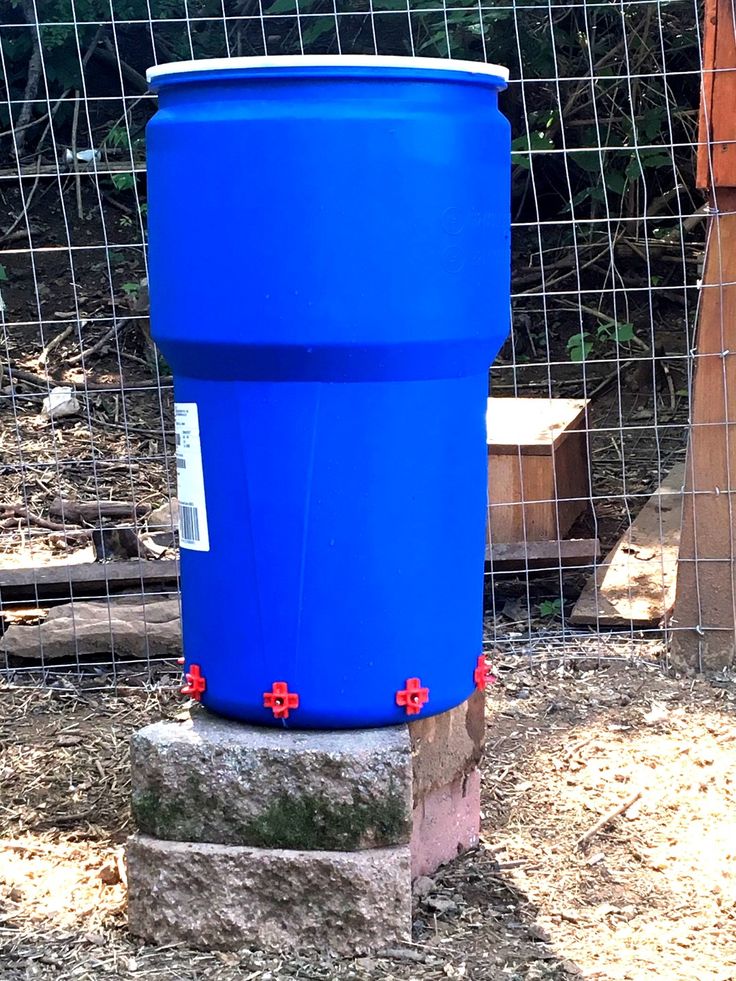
[146,55,509,86]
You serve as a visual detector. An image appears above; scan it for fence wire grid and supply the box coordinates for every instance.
[0,0,706,688]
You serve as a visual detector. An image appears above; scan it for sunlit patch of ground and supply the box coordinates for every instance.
[484,664,736,981]
[0,836,125,932]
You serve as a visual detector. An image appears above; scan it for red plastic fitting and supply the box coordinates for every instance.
[181,663,206,701]
[474,654,496,690]
[396,677,429,715]
[263,681,300,719]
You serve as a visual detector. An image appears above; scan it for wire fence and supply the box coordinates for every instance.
[0,0,704,687]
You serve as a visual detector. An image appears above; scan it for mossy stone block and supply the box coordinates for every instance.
[130,709,413,850]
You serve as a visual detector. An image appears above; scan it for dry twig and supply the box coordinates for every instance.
[576,790,643,849]
[38,321,82,368]
[67,320,130,365]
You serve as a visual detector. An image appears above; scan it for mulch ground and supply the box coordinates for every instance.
[1,658,734,981]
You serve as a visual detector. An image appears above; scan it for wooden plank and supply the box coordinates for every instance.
[487,538,600,573]
[0,559,179,601]
[0,161,147,181]
[697,0,718,189]
[486,398,588,456]
[487,398,592,543]
[697,0,736,189]
[672,194,736,670]
[571,463,685,628]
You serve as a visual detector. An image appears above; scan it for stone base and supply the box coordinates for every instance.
[127,836,411,954]
[127,692,484,951]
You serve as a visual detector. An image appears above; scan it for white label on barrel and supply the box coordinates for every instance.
[174,402,210,552]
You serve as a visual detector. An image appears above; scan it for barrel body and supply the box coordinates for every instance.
[147,57,510,727]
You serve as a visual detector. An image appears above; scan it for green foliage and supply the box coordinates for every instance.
[104,125,132,151]
[567,332,593,363]
[567,321,638,362]
[598,321,637,345]
[539,599,562,617]
[110,172,136,192]
[512,129,556,171]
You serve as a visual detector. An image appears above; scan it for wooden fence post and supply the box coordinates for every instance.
[671,0,736,670]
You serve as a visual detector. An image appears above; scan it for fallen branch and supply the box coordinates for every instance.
[576,790,643,849]
[38,321,81,368]
[0,505,71,532]
[67,318,130,364]
[5,361,172,392]
[50,498,151,524]
[4,364,53,389]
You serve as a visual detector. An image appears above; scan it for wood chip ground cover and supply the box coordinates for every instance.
[1,662,734,980]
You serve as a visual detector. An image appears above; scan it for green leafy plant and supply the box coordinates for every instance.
[512,129,557,171]
[110,172,136,192]
[539,599,562,617]
[597,321,637,345]
[566,332,594,363]
[104,124,132,151]
[567,321,638,362]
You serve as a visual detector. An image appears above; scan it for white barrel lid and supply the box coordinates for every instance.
[146,55,509,85]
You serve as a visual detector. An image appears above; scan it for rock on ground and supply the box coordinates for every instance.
[0,596,181,661]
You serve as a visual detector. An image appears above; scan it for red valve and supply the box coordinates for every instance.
[396,677,429,715]
[474,654,497,690]
[263,681,300,719]
[181,663,206,701]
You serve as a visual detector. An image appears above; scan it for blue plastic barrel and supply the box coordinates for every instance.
[146,55,510,728]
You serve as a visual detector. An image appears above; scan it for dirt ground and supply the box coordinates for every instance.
[1,657,734,981]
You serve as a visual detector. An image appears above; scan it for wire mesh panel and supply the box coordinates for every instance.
[0,0,703,688]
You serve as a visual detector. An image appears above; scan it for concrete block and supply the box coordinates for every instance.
[126,834,411,954]
[131,710,412,850]
[410,768,481,878]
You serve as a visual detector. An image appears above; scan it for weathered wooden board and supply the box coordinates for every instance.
[671,195,736,670]
[0,559,179,601]
[486,397,589,456]
[487,398,592,544]
[487,538,600,574]
[571,463,685,627]
[697,0,736,189]
[673,0,736,668]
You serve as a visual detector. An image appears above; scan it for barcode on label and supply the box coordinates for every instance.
[174,402,209,551]
[179,503,200,543]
